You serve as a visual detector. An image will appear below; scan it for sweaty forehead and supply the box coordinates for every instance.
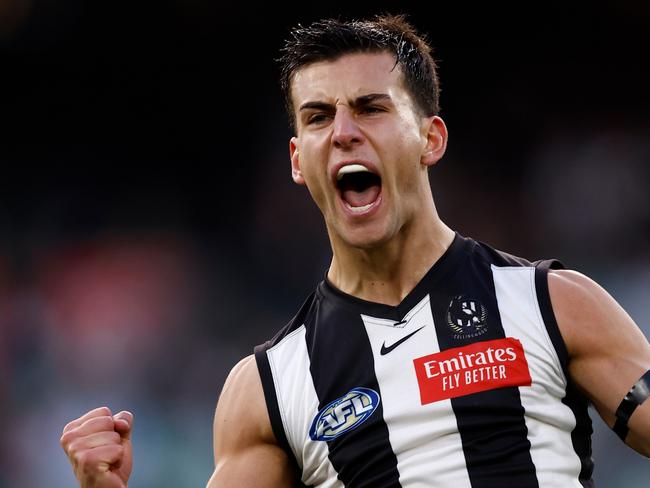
[290,52,405,106]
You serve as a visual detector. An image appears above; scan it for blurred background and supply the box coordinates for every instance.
[1,1,649,486]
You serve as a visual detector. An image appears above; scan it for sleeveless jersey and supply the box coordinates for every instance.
[254,233,594,487]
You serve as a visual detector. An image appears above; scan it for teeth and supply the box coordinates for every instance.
[337,164,371,181]
[345,201,376,213]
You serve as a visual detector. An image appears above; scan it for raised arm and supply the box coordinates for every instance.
[205,354,298,487]
[550,269,650,456]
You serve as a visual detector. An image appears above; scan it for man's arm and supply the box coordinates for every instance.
[549,269,650,456]
[205,354,298,487]
[60,355,297,488]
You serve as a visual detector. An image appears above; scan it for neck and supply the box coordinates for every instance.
[327,211,455,306]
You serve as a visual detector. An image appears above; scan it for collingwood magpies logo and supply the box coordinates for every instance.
[446,295,488,339]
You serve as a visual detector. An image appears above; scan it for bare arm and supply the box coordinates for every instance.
[205,354,298,488]
[549,269,650,456]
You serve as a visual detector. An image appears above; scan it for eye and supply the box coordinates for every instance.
[307,113,332,125]
[360,105,385,115]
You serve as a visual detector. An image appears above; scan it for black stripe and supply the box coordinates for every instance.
[305,294,401,487]
[254,342,311,488]
[534,261,594,484]
[254,343,293,455]
[429,256,539,487]
[534,260,569,375]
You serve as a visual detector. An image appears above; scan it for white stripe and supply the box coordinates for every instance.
[361,295,472,488]
[492,265,583,487]
[267,325,343,487]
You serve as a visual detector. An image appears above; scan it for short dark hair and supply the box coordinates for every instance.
[278,14,441,132]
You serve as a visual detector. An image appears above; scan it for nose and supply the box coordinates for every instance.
[331,108,364,149]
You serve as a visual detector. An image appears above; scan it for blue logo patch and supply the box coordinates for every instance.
[309,387,380,441]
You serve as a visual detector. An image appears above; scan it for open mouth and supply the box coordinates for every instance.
[335,164,382,213]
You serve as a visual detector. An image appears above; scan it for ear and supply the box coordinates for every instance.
[289,137,306,185]
[420,116,448,167]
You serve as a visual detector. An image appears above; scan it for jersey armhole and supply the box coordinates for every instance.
[534,259,596,484]
[254,342,293,456]
[534,258,570,378]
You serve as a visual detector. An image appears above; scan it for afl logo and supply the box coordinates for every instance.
[447,295,488,339]
[309,387,380,441]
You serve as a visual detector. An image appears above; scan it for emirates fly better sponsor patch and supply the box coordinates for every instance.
[413,337,532,404]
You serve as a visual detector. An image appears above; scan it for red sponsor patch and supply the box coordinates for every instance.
[413,337,532,405]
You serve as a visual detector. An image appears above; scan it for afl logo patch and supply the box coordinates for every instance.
[309,387,380,441]
[447,295,488,339]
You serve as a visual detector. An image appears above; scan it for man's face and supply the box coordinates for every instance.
[289,51,445,249]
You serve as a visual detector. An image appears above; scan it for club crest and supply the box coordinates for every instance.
[446,295,488,339]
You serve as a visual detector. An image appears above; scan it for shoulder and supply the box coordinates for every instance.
[547,269,605,330]
[256,288,321,352]
[547,269,614,354]
[221,355,261,398]
[547,269,645,359]
[215,355,275,447]
[466,235,546,268]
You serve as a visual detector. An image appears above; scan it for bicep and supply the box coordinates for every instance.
[550,270,650,454]
[206,355,297,488]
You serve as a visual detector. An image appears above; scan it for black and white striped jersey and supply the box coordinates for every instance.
[254,233,594,487]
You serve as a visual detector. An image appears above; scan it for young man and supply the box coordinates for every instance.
[61,15,650,487]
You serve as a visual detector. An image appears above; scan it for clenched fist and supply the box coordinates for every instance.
[60,407,134,488]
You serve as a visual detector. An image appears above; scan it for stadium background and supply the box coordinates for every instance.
[1,2,649,486]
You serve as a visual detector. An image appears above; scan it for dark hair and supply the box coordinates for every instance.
[278,14,441,131]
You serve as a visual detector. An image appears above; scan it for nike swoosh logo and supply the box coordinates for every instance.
[380,326,425,355]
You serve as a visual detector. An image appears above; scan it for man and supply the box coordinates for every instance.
[60,15,650,487]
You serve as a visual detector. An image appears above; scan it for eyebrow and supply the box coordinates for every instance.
[298,93,392,112]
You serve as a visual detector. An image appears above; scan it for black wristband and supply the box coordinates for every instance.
[613,370,650,441]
